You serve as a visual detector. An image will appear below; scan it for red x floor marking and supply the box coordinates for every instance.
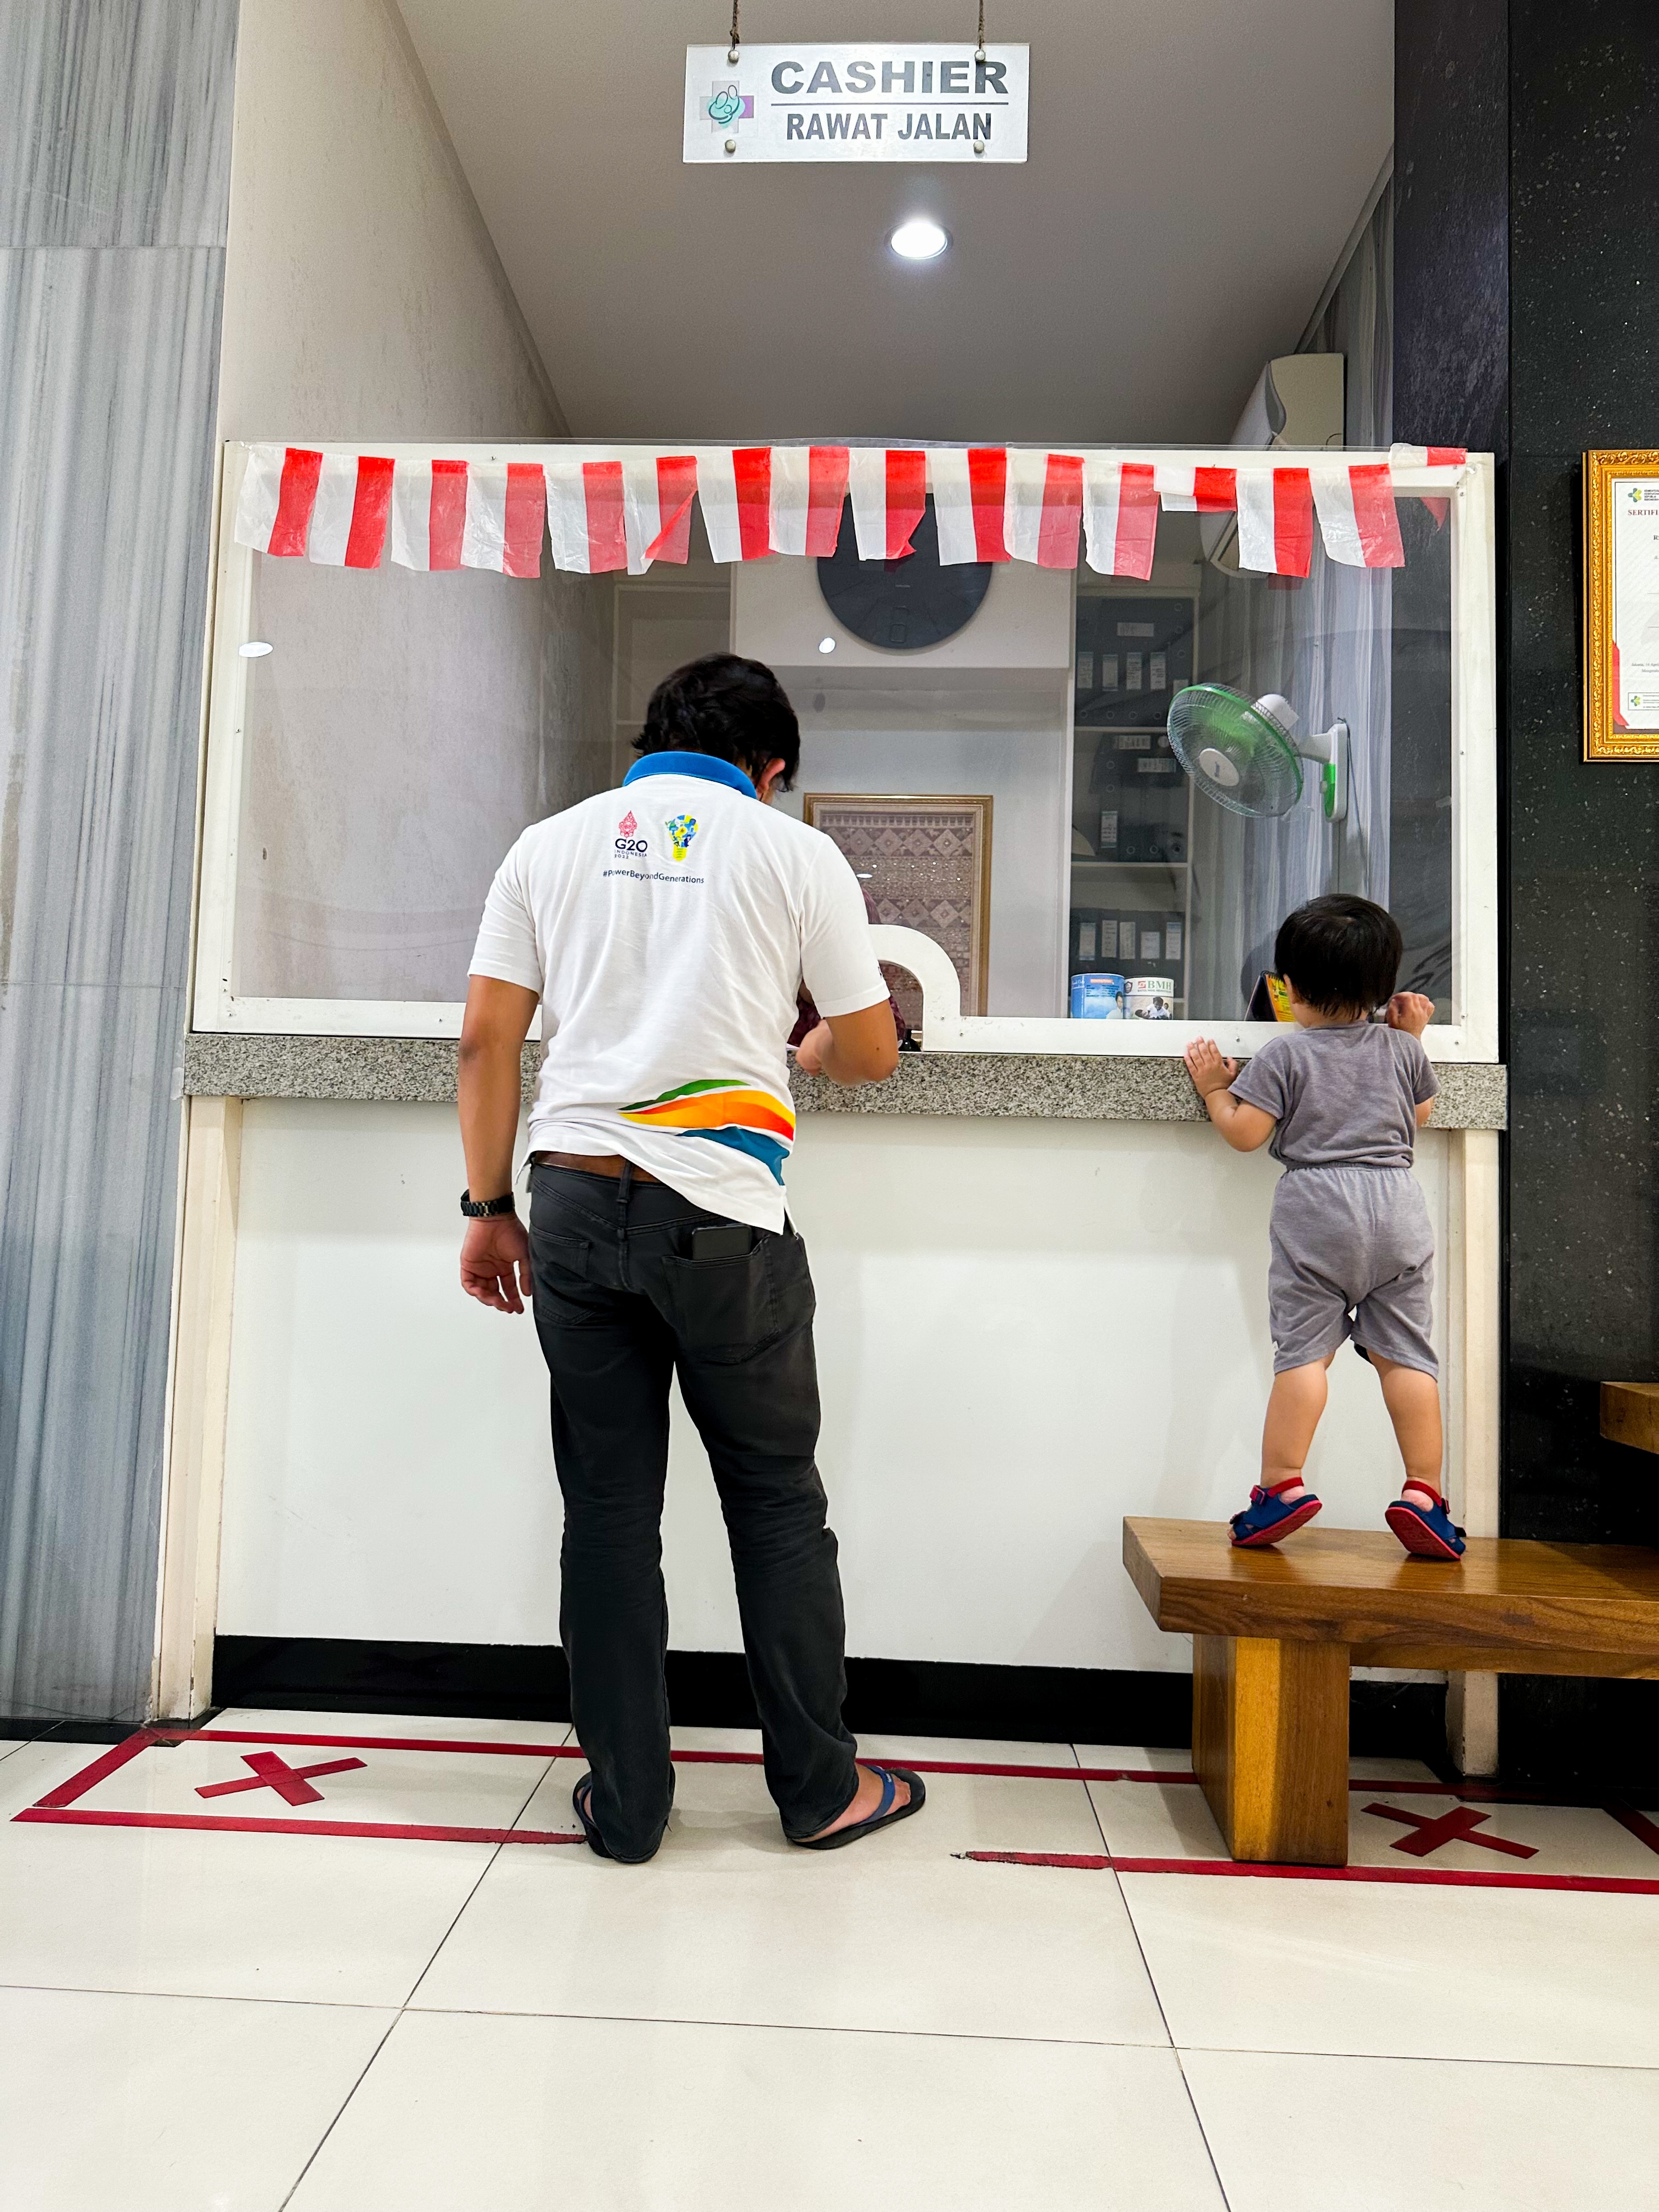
[1364,1801,1537,1860]
[196,1751,368,1807]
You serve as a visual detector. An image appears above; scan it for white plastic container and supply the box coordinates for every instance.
[1125,975,1176,1020]
[1069,972,1125,1019]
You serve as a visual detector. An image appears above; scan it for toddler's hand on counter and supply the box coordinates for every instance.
[1183,1038,1238,1097]
[1385,992,1435,1037]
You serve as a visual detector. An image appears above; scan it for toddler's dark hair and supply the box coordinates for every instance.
[635,653,801,788]
[1273,894,1402,1017]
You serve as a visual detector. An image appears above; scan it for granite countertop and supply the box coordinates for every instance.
[181,1032,1508,1130]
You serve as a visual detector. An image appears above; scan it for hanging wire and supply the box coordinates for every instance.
[975,0,986,61]
[728,0,740,65]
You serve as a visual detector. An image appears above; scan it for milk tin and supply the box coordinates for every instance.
[1126,975,1176,1020]
[1069,971,1125,1019]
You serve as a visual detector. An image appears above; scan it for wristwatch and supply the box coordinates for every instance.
[460,1188,517,1218]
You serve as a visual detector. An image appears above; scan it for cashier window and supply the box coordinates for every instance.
[195,447,1493,1062]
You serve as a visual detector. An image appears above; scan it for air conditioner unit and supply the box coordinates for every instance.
[1202,353,1345,572]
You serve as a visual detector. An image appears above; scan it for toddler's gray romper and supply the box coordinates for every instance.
[1229,1023,1441,1378]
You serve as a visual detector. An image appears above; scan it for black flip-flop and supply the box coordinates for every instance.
[788,1764,926,1850]
[572,1770,672,1863]
[572,1773,617,1859]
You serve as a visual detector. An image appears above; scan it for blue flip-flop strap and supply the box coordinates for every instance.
[870,1766,898,1821]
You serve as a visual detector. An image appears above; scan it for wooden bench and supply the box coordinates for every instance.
[1123,1516,1659,1867]
[1601,1381,1659,1455]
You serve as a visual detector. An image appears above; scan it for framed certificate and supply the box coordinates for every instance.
[803,793,993,1019]
[1584,449,1659,759]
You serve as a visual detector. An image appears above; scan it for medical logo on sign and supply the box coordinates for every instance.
[705,81,755,133]
[684,44,1030,164]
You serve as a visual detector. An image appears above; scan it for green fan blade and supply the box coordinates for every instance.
[1166,685,1303,819]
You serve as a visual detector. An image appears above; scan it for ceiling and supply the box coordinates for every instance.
[396,0,1392,444]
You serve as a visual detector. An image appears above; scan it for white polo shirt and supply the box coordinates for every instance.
[468,751,887,1231]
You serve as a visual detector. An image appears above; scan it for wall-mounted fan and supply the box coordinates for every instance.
[1165,685,1348,822]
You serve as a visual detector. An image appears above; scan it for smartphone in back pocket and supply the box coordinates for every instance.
[691,1222,754,1261]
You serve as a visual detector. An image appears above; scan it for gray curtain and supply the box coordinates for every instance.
[1190,181,1396,1016]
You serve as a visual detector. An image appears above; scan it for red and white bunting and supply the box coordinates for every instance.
[1004,449,1084,568]
[1235,466,1314,577]
[391,457,469,570]
[848,448,926,561]
[1082,459,1158,578]
[620,452,698,570]
[928,447,1009,564]
[458,461,545,577]
[233,444,394,567]
[234,444,1468,581]
[1154,464,1239,515]
[770,445,850,557]
[545,459,628,574]
[697,447,772,563]
[1311,460,1406,569]
[1389,443,1468,468]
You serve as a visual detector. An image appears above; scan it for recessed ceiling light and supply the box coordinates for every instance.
[888,217,949,261]
[818,635,837,653]
[239,640,274,657]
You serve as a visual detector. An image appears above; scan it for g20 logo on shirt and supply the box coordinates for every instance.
[615,809,649,856]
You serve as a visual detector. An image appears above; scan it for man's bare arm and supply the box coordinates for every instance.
[795,1000,901,1086]
[457,976,539,1314]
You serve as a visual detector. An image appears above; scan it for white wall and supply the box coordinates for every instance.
[217,1101,1451,1674]
[218,0,562,440]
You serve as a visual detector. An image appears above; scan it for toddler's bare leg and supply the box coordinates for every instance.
[1371,1355,1444,1498]
[1261,1354,1336,1498]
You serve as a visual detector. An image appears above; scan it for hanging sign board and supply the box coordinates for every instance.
[683,44,1029,162]
[1584,449,1659,759]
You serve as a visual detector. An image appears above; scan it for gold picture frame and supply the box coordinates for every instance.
[1584,449,1659,759]
[803,793,994,1018]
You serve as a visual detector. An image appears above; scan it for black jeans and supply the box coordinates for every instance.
[528,1162,859,1860]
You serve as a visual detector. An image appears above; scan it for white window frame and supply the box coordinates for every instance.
[194,442,1498,1059]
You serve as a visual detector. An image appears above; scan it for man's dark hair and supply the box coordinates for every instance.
[635,653,802,789]
[1273,894,1402,1016]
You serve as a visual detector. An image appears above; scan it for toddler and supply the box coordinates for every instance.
[1183,893,1464,1560]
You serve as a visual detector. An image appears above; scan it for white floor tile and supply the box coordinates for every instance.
[1088,1775,1224,1860]
[0,1736,107,1815]
[290,2010,1222,2212]
[1347,1790,1659,1880]
[1347,1754,1440,1781]
[549,1738,1105,1867]
[1123,1871,1659,2065]
[858,1733,1079,1769]
[70,1731,558,1837]
[1075,1742,1194,1772]
[0,1793,504,2005]
[668,1723,764,1754]
[0,1984,392,2211]
[414,1757,1165,2044]
[1182,2047,1659,2212]
[208,1707,573,1747]
[0,1737,27,1762]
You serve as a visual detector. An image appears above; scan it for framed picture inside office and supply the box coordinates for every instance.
[803,793,994,1024]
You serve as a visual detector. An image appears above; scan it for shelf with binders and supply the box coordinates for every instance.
[1068,581,1199,1018]
[1071,591,1194,731]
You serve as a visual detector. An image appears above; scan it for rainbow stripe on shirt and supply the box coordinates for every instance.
[619,1079,797,1184]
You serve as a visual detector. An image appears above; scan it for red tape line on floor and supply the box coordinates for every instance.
[964,1849,1659,1895]
[14,1807,584,1846]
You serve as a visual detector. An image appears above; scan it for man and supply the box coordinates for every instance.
[457,652,923,1863]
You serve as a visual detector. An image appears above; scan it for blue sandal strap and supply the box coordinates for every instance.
[869,1765,898,1821]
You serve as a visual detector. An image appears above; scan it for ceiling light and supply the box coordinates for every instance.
[818,635,837,654]
[239,640,274,657]
[888,218,949,262]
